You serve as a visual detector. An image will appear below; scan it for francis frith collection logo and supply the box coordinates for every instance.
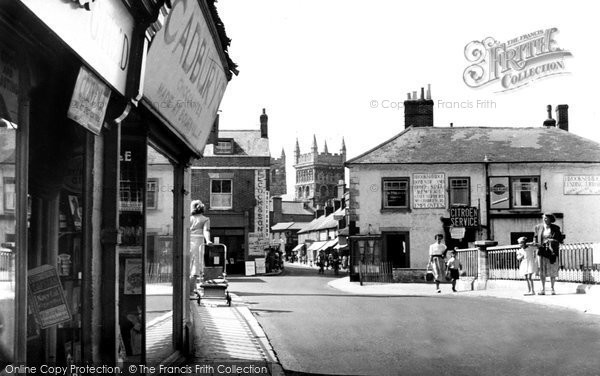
[463,28,572,92]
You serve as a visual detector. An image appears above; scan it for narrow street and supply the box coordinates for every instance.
[228,263,600,376]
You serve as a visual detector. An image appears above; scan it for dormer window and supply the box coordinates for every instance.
[215,139,234,154]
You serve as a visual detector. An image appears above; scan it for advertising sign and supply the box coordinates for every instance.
[255,258,266,274]
[255,169,270,236]
[20,0,133,95]
[244,261,256,276]
[143,0,229,156]
[67,66,111,135]
[248,232,270,257]
[489,177,510,209]
[449,206,479,228]
[27,265,72,329]
[564,176,600,195]
[413,173,445,209]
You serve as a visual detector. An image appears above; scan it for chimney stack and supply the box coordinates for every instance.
[543,105,556,128]
[260,108,268,138]
[556,104,569,131]
[404,84,434,129]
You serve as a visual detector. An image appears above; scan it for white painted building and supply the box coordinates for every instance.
[345,96,600,279]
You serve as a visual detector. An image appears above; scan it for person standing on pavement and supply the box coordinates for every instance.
[190,200,212,292]
[445,248,462,292]
[532,213,564,295]
[317,251,325,274]
[516,236,538,295]
[429,234,447,293]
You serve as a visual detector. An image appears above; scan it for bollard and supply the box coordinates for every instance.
[474,240,497,290]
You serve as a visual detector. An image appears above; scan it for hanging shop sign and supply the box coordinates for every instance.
[143,0,229,156]
[19,0,133,95]
[67,66,111,135]
[27,265,72,329]
[449,206,479,228]
[413,173,446,209]
[489,177,510,209]
[563,176,600,195]
[255,170,270,237]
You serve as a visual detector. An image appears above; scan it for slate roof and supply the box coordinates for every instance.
[203,130,270,157]
[297,207,344,234]
[282,201,314,216]
[346,126,600,165]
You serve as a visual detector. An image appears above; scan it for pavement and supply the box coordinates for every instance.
[189,291,286,376]
[187,263,600,375]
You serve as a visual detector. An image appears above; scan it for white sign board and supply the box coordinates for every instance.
[244,261,255,276]
[413,173,446,209]
[450,227,466,239]
[248,232,270,257]
[27,265,72,329]
[255,258,266,274]
[20,0,133,95]
[143,0,228,156]
[564,176,600,195]
[67,66,111,135]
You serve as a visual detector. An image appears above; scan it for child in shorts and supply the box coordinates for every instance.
[446,248,462,292]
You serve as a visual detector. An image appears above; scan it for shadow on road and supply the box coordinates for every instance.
[231,291,435,299]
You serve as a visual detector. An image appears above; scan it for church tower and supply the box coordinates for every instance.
[293,136,346,208]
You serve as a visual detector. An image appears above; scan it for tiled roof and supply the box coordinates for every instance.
[282,201,314,216]
[346,126,600,165]
[203,130,270,157]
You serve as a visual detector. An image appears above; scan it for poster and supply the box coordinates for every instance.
[413,173,446,209]
[245,261,256,276]
[255,258,266,274]
[124,258,142,295]
[27,265,72,329]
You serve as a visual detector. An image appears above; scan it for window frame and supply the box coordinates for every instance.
[510,176,540,209]
[449,177,470,207]
[214,138,234,155]
[210,178,233,210]
[3,176,15,213]
[146,178,159,210]
[381,177,410,210]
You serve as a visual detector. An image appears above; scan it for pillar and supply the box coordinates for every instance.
[475,240,497,290]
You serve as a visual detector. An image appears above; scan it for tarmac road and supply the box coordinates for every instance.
[227,263,600,376]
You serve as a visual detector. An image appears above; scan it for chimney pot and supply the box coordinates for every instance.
[420,87,425,100]
[543,104,556,128]
[426,84,431,100]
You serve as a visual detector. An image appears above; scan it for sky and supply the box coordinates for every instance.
[215,0,600,200]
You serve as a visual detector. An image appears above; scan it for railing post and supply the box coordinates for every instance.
[474,240,497,290]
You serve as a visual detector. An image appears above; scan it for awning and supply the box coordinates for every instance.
[291,243,304,252]
[307,241,327,252]
[334,243,349,250]
[318,239,338,251]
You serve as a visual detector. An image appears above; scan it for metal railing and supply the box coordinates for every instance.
[457,242,599,284]
[146,262,172,283]
[358,261,393,284]
[0,249,14,282]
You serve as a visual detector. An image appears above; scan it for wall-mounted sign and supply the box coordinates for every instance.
[27,265,72,329]
[413,173,445,209]
[450,227,466,239]
[564,176,600,195]
[449,206,479,227]
[67,66,111,135]
[255,170,270,236]
[489,177,510,209]
[143,0,229,156]
[20,0,133,95]
[248,232,270,257]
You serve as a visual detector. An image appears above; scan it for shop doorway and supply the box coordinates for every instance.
[383,233,409,268]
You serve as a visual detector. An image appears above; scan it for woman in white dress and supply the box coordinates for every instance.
[190,200,212,292]
[428,234,447,293]
[516,236,538,295]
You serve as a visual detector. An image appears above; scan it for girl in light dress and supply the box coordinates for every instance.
[516,236,538,295]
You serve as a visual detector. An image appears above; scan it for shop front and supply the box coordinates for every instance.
[0,0,234,366]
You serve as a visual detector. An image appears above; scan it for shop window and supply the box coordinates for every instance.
[210,179,232,209]
[382,178,409,209]
[511,176,539,208]
[3,177,15,212]
[449,177,470,206]
[214,139,234,154]
[146,178,158,210]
